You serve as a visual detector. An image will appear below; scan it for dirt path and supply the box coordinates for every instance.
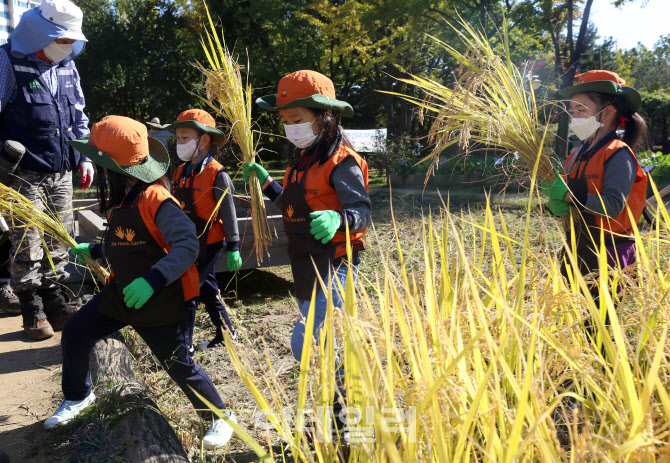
[0,313,61,462]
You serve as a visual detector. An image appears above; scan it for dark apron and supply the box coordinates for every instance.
[99,184,187,327]
[563,133,630,277]
[172,160,216,265]
[282,157,336,301]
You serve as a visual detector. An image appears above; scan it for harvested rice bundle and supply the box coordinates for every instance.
[0,182,108,282]
[387,18,556,183]
[197,3,272,264]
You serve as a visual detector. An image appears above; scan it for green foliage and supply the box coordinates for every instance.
[626,35,670,93]
[638,150,670,183]
[76,0,202,123]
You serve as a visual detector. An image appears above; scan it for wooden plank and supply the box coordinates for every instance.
[235,215,284,236]
[77,209,105,242]
[215,246,291,273]
[239,233,289,251]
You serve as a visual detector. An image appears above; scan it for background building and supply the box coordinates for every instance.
[0,1,40,45]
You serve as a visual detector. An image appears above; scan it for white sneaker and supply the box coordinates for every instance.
[203,412,237,449]
[44,391,96,429]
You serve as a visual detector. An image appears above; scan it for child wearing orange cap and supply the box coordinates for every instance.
[542,70,648,335]
[243,70,371,435]
[161,109,241,351]
[45,116,237,449]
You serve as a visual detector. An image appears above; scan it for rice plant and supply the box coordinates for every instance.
[197,2,273,264]
[0,182,108,282]
[384,17,557,184]
[202,167,670,461]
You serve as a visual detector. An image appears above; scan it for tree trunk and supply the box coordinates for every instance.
[555,69,578,158]
[88,332,190,463]
[382,72,397,139]
[662,115,669,155]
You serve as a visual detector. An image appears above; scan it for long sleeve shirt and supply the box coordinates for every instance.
[183,159,240,251]
[0,48,89,138]
[569,148,636,218]
[263,157,372,233]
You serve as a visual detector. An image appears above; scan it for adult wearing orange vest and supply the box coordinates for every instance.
[244,70,371,428]
[45,116,237,449]
[162,109,241,351]
[542,70,647,293]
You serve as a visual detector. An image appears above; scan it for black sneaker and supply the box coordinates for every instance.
[196,330,237,351]
[188,344,195,357]
[196,337,226,351]
[0,284,20,314]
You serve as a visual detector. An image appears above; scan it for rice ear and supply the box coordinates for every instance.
[197,4,273,264]
[382,17,558,184]
[0,182,109,283]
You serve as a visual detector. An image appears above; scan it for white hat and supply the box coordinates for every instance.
[39,0,87,42]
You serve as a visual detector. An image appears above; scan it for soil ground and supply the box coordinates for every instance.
[0,313,62,462]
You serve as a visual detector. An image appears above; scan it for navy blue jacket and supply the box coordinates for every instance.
[0,43,87,173]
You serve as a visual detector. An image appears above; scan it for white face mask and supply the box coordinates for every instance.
[176,139,198,162]
[43,41,73,62]
[283,120,317,149]
[569,108,606,141]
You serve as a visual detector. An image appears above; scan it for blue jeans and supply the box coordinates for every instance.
[290,262,358,393]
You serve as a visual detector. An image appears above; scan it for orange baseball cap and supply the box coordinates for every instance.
[559,70,641,112]
[68,115,169,183]
[161,109,226,144]
[256,70,354,118]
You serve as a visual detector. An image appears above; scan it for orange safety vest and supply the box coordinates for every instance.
[282,144,369,258]
[564,137,647,237]
[172,159,226,245]
[108,184,200,302]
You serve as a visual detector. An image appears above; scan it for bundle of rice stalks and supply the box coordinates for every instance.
[0,183,108,283]
[197,3,272,264]
[386,17,556,183]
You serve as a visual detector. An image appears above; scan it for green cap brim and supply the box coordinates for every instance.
[161,120,226,144]
[256,94,354,118]
[68,135,170,183]
[559,81,641,113]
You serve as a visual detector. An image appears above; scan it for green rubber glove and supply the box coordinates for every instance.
[309,210,342,244]
[541,176,568,201]
[70,243,92,264]
[242,162,269,185]
[122,277,155,309]
[227,250,242,271]
[547,197,570,216]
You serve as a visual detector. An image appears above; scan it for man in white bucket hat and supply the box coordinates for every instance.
[0,0,92,340]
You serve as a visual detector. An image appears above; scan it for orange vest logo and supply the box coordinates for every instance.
[111,226,147,246]
[287,204,294,218]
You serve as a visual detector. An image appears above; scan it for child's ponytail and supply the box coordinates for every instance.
[310,109,354,164]
[620,111,647,154]
[587,91,648,154]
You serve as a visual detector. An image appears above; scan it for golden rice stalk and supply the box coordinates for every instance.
[384,17,556,183]
[197,2,272,264]
[0,183,108,283]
